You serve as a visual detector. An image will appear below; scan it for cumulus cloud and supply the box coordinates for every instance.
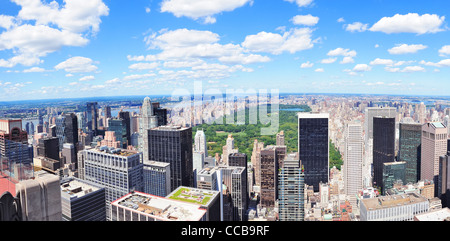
[23,67,45,73]
[0,0,109,68]
[438,45,450,57]
[291,14,319,26]
[54,56,98,73]
[79,75,95,81]
[370,58,395,66]
[300,61,314,68]
[388,44,428,54]
[370,13,445,34]
[353,64,371,72]
[160,0,253,24]
[242,28,314,55]
[345,22,368,32]
[327,47,357,57]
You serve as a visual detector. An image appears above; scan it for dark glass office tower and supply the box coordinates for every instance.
[152,102,168,126]
[372,117,395,189]
[148,126,193,191]
[86,102,98,135]
[439,153,450,208]
[118,111,131,146]
[298,113,329,192]
[37,137,60,161]
[55,113,79,151]
[398,122,421,184]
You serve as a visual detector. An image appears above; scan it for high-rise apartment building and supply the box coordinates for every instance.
[139,97,158,162]
[372,116,395,190]
[421,122,448,196]
[60,177,106,221]
[219,165,248,221]
[194,129,208,158]
[439,153,450,208]
[143,160,171,197]
[0,119,33,181]
[78,146,144,220]
[278,153,305,221]
[148,126,193,190]
[55,113,79,151]
[398,122,422,184]
[298,112,329,192]
[86,102,98,135]
[344,122,363,205]
[260,146,278,208]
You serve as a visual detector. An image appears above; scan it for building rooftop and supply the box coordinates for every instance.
[143,160,170,168]
[112,191,207,221]
[431,122,446,129]
[60,178,102,200]
[362,193,428,210]
[414,207,450,221]
[167,186,219,207]
[90,146,139,157]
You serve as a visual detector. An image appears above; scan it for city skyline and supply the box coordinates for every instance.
[1,0,450,101]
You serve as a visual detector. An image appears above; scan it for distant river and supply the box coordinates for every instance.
[279,108,304,112]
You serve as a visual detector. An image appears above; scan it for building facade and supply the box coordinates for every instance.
[398,122,422,184]
[298,112,329,192]
[372,116,396,190]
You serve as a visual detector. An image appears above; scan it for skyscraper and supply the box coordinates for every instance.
[439,153,450,208]
[0,119,33,181]
[260,146,278,208]
[344,122,363,206]
[382,161,406,195]
[372,116,395,190]
[398,122,422,184]
[422,122,448,196]
[79,147,144,220]
[298,112,329,192]
[194,129,208,157]
[143,160,171,197]
[139,97,158,162]
[278,153,305,221]
[118,110,131,146]
[108,118,127,148]
[148,126,193,190]
[55,113,78,151]
[86,102,98,135]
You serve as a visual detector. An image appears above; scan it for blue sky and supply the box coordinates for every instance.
[1,0,450,101]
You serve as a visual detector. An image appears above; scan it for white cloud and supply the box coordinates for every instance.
[370,13,445,34]
[291,14,319,26]
[300,61,314,68]
[123,73,156,81]
[284,0,313,7]
[345,22,368,32]
[79,75,95,81]
[55,56,98,73]
[23,67,45,73]
[353,64,371,72]
[420,59,450,67]
[242,28,314,55]
[327,47,357,57]
[321,57,337,64]
[438,45,450,57]
[388,44,427,55]
[160,0,253,23]
[0,0,109,68]
[0,15,16,30]
[400,66,425,72]
[340,56,354,64]
[314,68,324,72]
[128,62,160,70]
[145,7,151,13]
[370,58,394,66]
[337,17,345,23]
[13,0,109,34]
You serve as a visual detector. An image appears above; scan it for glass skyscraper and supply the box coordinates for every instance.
[278,153,305,221]
[398,122,422,184]
[298,112,329,192]
[372,116,395,189]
